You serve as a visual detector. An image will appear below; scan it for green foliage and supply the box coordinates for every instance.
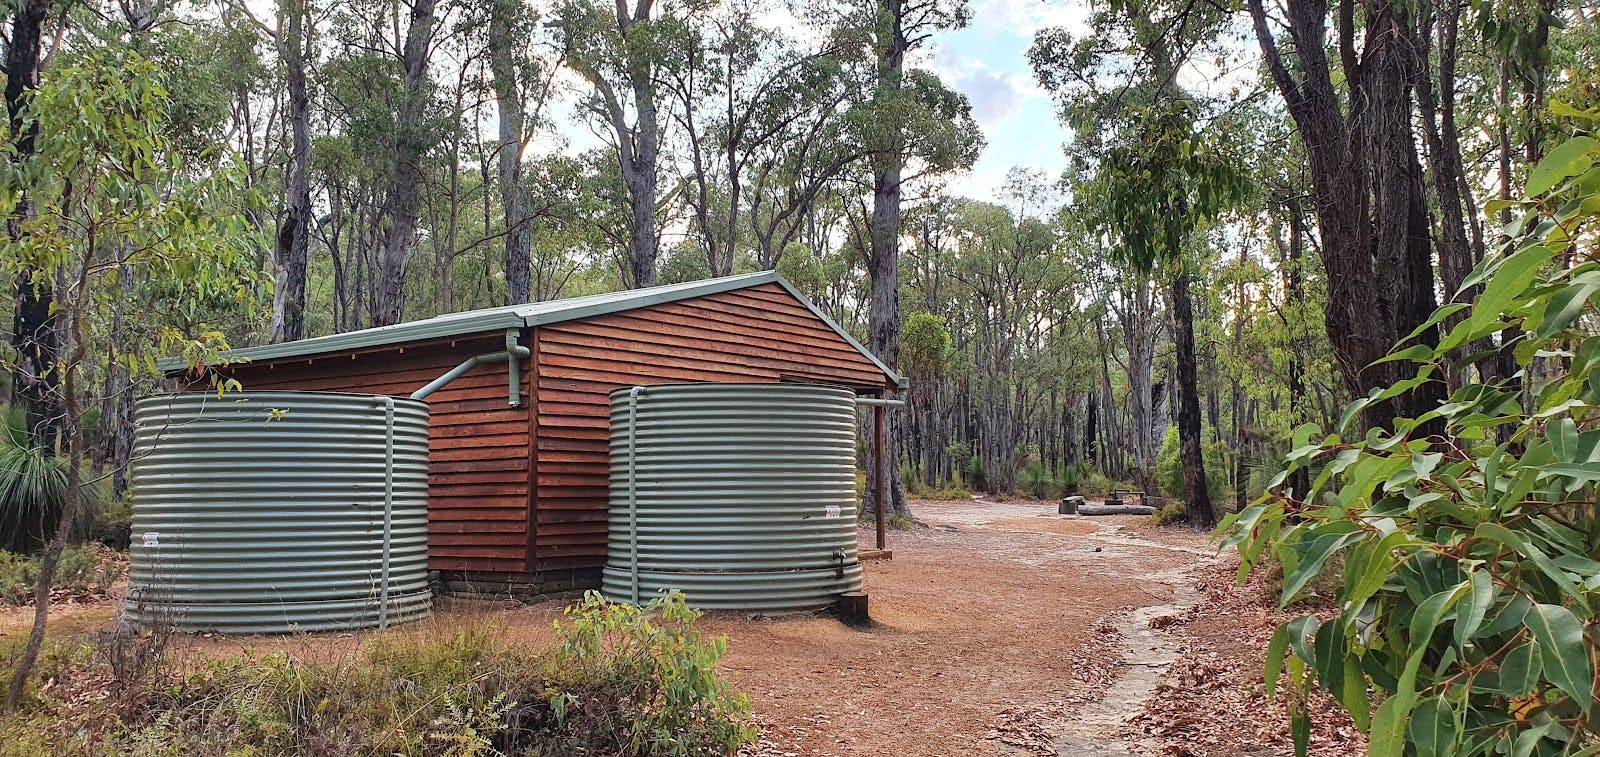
[0,444,85,554]
[0,49,265,376]
[1154,426,1232,508]
[657,242,713,285]
[0,593,755,755]
[1018,461,1056,499]
[1221,119,1600,755]
[1147,498,1189,527]
[905,480,970,500]
[89,498,132,551]
[543,591,756,756]
[1154,426,1183,500]
[1077,471,1135,499]
[0,545,121,605]
[964,453,987,492]
[1086,100,1252,276]
[901,312,952,376]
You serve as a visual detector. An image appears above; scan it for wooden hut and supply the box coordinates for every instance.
[172,272,901,594]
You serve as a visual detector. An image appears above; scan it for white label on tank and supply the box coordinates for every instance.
[142,532,159,548]
[825,505,841,518]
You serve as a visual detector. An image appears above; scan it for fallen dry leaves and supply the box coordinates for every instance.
[1125,561,1365,757]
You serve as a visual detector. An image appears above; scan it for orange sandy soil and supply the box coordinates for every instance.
[3,498,1248,756]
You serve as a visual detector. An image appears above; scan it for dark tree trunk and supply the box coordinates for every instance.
[862,0,910,517]
[272,0,312,342]
[1083,392,1098,465]
[1283,204,1312,498]
[1246,0,1444,430]
[6,0,59,449]
[374,0,437,326]
[491,0,530,304]
[1170,266,1213,526]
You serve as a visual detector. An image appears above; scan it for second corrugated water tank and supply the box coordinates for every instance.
[604,383,864,614]
[126,391,432,633]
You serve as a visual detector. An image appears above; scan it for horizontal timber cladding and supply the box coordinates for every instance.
[188,334,533,574]
[531,282,893,573]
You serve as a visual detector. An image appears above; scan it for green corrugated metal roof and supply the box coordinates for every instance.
[169,271,902,385]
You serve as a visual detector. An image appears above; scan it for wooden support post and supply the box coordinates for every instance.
[873,402,886,551]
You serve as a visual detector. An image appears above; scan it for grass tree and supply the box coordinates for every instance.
[0,51,264,710]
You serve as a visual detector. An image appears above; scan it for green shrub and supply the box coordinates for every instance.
[0,544,121,604]
[543,591,756,756]
[1221,123,1600,755]
[1018,462,1055,499]
[1077,471,1134,498]
[1154,426,1233,508]
[904,478,969,500]
[1147,498,1187,526]
[0,591,757,756]
[90,497,132,550]
[964,454,987,492]
[0,445,74,553]
[1058,462,1089,494]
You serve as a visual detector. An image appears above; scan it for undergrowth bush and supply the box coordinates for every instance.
[0,591,756,756]
[543,591,756,756]
[0,544,121,604]
[90,498,132,550]
[1222,114,1600,755]
[1018,461,1056,499]
[904,479,970,499]
[1077,470,1135,498]
[1154,426,1233,507]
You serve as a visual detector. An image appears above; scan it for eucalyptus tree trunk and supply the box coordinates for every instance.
[6,0,60,449]
[374,0,437,326]
[1246,0,1444,430]
[491,0,530,304]
[1170,267,1213,526]
[271,0,312,342]
[1117,280,1158,492]
[862,0,910,516]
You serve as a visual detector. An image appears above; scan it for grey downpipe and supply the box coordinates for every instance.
[627,386,645,605]
[377,396,394,629]
[857,383,910,408]
[410,328,531,406]
[503,329,523,407]
[856,376,910,408]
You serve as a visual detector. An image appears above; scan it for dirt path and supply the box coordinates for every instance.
[710,498,1212,757]
[3,498,1218,756]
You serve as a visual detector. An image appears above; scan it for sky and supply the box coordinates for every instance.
[926,0,1090,201]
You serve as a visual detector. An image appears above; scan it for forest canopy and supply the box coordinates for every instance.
[0,0,1590,528]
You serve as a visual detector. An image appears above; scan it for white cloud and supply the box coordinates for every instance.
[954,67,1027,125]
[969,0,1090,39]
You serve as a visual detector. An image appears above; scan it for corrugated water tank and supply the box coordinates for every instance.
[603,383,864,614]
[126,391,431,633]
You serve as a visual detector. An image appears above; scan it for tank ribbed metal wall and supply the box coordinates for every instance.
[127,392,432,633]
[603,383,864,614]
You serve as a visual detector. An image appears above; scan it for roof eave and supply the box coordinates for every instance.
[522,270,781,327]
[157,311,524,373]
[160,270,904,389]
[767,277,904,388]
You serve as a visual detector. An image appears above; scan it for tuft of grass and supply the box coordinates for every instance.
[905,479,969,500]
[0,444,74,554]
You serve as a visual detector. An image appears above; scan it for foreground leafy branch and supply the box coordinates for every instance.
[1221,110,1600,756]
